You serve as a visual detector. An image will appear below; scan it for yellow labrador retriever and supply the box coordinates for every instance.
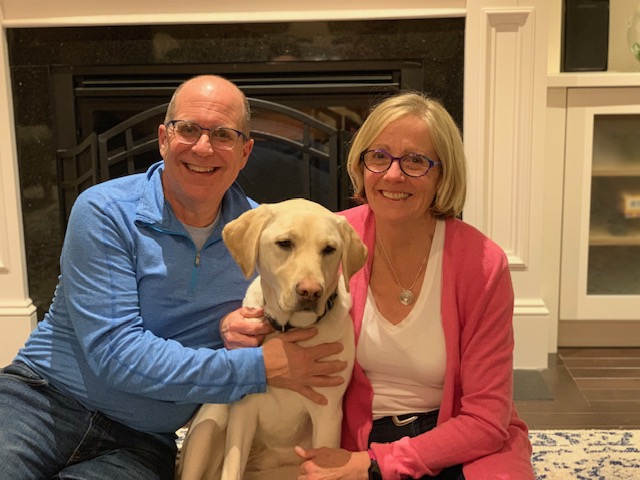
[178,199,367,480]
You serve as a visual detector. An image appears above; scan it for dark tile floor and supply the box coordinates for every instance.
[515,347,640,430]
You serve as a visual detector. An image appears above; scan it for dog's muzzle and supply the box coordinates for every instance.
[265,290,338,332]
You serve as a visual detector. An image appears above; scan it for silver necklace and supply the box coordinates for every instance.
[376,233,430,306]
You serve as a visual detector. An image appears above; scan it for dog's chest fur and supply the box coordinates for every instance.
[234,276,355,471]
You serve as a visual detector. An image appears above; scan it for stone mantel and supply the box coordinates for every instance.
[0,0,551,368]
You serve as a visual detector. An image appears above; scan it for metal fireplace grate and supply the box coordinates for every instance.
[56,98,343,229]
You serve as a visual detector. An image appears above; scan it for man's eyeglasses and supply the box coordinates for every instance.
[165,120,248,151]
[360,149,441,177]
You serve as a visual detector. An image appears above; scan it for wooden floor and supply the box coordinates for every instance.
[515,347,640,430]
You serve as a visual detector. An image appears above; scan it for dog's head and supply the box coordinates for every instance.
[222,199,367,328]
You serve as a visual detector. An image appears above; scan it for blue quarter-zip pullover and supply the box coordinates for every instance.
[16,161,264,439]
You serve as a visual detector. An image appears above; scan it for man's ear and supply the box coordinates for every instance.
[158,124,169,159]
[239,138,254,170]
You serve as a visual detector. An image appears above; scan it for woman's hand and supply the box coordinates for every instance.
[220,307,270,349]
[295,446,370,479]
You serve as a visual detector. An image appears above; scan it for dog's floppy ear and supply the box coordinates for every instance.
[222,205,273,278]
[336,216,368,291]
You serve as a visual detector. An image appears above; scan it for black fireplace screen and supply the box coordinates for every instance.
[57,97,344,229]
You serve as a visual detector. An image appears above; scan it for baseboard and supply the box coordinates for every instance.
[513,302,551,369]
[0,300,38,365]
[558,320,640,347]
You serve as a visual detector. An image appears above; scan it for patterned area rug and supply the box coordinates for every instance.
[530,430,640,480]
[176,428,640,479]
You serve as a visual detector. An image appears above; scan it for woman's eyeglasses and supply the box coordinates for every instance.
[360,149,441,177]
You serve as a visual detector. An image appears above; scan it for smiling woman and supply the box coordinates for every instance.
[293,92,536,479]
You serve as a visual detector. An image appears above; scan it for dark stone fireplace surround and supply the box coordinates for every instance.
[8,19,464,319]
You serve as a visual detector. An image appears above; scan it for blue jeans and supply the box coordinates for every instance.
[0,362,176,479]
[369,411,465,480]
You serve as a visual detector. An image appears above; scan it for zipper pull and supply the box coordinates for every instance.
[194,252,201,267]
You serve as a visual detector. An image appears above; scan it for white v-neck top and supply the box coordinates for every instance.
[357,220,446,419]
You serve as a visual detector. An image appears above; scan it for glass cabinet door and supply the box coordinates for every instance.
[561,87,640,321]
[588,113,640,295]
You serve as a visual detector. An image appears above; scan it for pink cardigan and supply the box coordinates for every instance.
[340,205,534,480]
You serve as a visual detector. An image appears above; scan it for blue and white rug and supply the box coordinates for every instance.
[530,430,640,480]
[177,428,640,479]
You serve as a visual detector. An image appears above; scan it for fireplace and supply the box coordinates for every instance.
[8,18,464,319]
[53,61,425,225]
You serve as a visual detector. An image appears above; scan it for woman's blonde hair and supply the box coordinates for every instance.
[347,91,466,218]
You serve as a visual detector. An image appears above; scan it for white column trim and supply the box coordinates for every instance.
[0,11,37,365]
[474,8,536,270]
[465,2,550,368]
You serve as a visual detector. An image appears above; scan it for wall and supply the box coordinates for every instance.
[0,0,551,368]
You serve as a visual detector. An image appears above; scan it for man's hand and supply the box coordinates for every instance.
[295,446,370,479]
[262,328,347,405]
[220,307,271,349]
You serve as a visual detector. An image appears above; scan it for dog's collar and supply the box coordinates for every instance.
[264,290,338,333]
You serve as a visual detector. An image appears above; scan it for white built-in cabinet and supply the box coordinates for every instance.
[559,84,640,336]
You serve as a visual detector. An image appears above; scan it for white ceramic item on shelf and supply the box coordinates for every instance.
[628,4,640,67]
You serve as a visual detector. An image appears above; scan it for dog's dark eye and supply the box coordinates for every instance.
[322,245,336,255]
[276,239,292,250]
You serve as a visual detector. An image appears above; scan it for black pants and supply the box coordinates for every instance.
[368,411,465,480]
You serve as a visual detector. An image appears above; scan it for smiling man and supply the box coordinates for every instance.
[0,75,347,479]
[158,76,253,228]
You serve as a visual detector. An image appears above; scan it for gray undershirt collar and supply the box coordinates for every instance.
[182,214,219,251]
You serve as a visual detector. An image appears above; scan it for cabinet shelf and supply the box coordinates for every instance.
[592,166,640,177]
[589,224,640,246]
[548,72,640,88]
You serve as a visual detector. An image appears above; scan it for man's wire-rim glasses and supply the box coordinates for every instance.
[360,149,441,177]
[165,120,248,151]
